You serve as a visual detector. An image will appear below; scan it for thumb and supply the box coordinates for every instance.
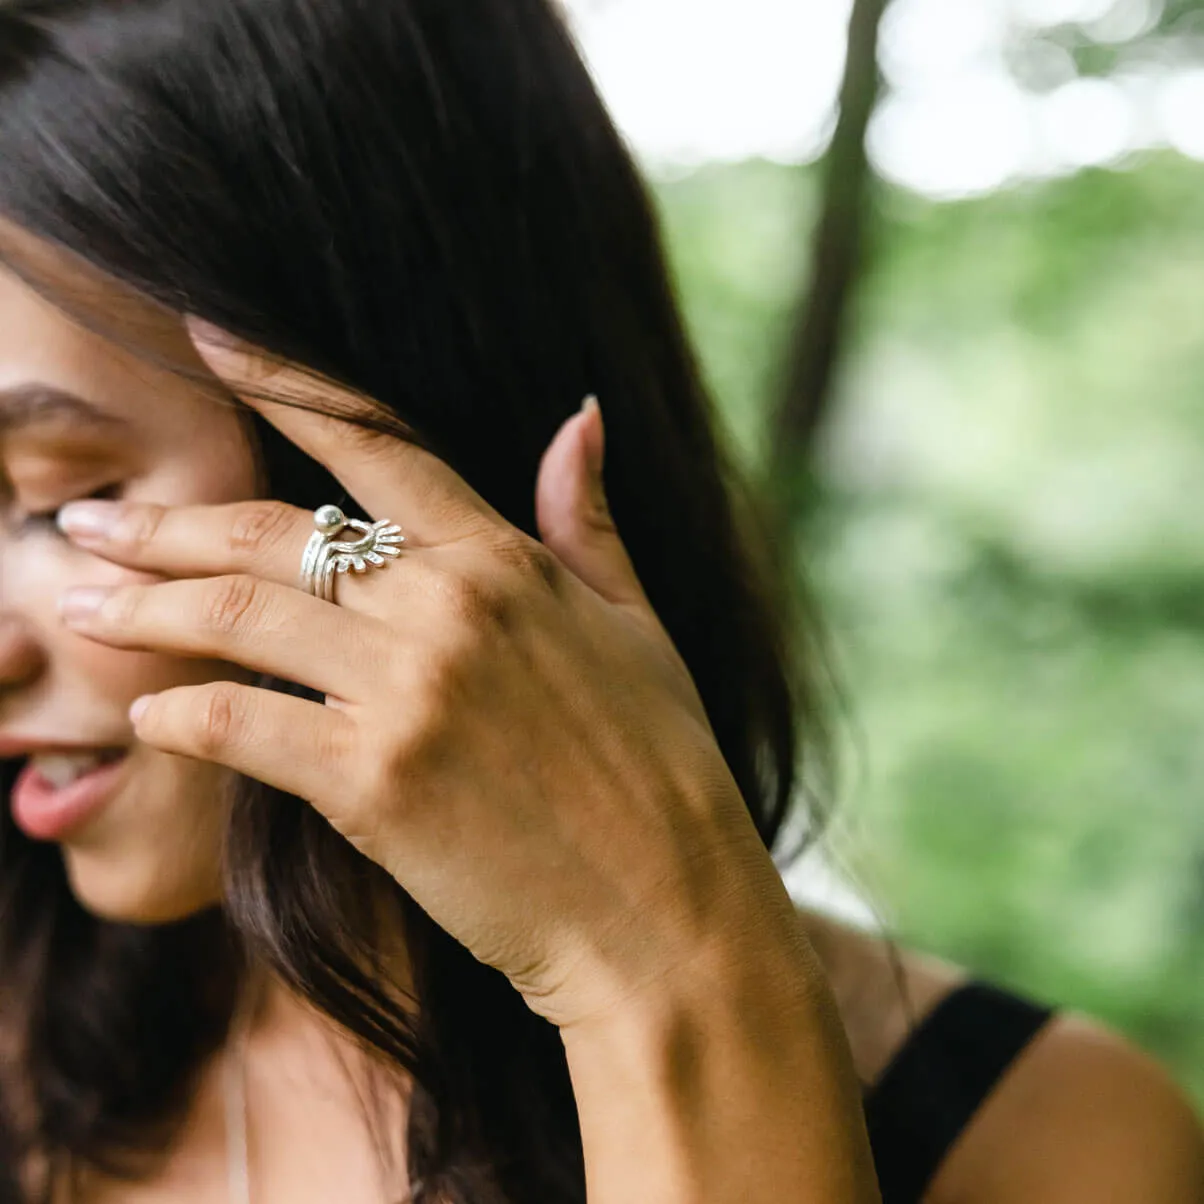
[536,397,647,609]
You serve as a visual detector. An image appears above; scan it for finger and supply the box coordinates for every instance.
[187,318,500,545]
[130,681,356,806]
[535,397,648,610]
[59,574,393,703]
[56,496,396,592]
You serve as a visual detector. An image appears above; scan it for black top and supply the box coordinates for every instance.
[863,982,1055,1204]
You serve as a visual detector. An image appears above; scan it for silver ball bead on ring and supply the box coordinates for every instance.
[313,504,347,537]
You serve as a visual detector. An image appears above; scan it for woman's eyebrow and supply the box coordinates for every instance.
[0,382,132,435]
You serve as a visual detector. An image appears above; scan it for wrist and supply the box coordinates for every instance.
[560,893,829,1070]
[543,799,810,1030]
[561,904,880,1204]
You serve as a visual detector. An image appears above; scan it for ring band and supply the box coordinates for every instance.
[299,504,406,604]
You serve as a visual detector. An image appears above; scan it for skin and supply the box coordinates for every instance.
[803,912,1204,1204]
[0,243,877,1204]
[0,257,254,922]
[0,243,1201,1203]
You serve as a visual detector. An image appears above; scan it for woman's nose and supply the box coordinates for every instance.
[0,612,45,689]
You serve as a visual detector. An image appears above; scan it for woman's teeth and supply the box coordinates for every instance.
[30,750,124,789]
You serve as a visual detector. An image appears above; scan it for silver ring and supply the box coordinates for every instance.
[298,504,406,604]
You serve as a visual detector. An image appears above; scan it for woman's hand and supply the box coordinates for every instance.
[54,324,796,1029]
[57,327,884,1204]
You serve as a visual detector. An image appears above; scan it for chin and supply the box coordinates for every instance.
[55,750,233,924]
[61,843,223,925]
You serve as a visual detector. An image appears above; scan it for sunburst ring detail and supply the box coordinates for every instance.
[299,507,407,604]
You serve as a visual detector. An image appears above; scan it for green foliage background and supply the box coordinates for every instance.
[653,153,1204,1102]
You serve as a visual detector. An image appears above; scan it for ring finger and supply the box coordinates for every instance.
[55,496,408,600]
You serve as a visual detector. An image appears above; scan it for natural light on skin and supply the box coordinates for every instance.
[0,230,417,1201]
[0,224,259,924]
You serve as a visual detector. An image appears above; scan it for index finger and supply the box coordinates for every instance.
[186,317,501,545]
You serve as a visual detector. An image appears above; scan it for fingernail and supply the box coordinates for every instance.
[58,586,113,624]
[129,695,154,725]
[57,500,123,541]
[185,315,229,347]
[579,395,607,507]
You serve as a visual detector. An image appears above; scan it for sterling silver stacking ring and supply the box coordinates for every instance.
[299,504,406,604]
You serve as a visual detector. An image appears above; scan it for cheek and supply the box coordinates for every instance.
[3,540,252,700]
[4,540,138,684]
[5,534,146,607]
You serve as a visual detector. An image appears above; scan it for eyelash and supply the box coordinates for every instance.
[17,483,123,535]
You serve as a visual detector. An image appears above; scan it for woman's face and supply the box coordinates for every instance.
[0,238,259,924]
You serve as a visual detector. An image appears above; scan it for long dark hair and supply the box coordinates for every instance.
[0,1,831,1200]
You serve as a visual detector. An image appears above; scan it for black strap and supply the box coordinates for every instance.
[864,982,1055,1204]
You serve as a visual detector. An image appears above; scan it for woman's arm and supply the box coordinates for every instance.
[58,328,882,1202]
[563,897,880,1204]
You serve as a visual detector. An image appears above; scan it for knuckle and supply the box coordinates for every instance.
[379,650,426,715]
[581,507,619,541]
[202,575,266,637]
[445,569,514,631]
[320,713,359,771]
[355,747,399,815]
[115,503,167,552]
[194,683,242,757]
[379,714,448,792]
[99,586,142,628]
[496,538,561,592]
[352,729,422,821]
[384,650,464,758]
[227,501,296,560]
[311,712,360,791]
[425,645,474,713]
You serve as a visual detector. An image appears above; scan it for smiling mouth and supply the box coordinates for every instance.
[22,747,128,790]
[9,748,133,842]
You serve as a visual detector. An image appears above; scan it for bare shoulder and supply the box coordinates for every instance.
[797,907,968,1084]
[932,1012,1204,1204]
[797,909,1204,1204]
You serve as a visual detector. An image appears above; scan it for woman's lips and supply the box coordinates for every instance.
[10,751,130,841]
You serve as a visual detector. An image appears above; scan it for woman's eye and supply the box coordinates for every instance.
[15,484,123,536]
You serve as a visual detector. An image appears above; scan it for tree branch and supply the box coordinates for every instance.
[768,0,889,500]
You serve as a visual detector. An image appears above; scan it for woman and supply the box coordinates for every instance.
[0,2,1198,1202]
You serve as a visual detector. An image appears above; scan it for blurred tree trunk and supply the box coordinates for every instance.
[768,0,889,513]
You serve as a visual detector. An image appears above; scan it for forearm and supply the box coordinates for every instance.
[562,897,882,1204]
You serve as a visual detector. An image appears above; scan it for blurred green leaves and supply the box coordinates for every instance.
[655,150,1204,1101]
